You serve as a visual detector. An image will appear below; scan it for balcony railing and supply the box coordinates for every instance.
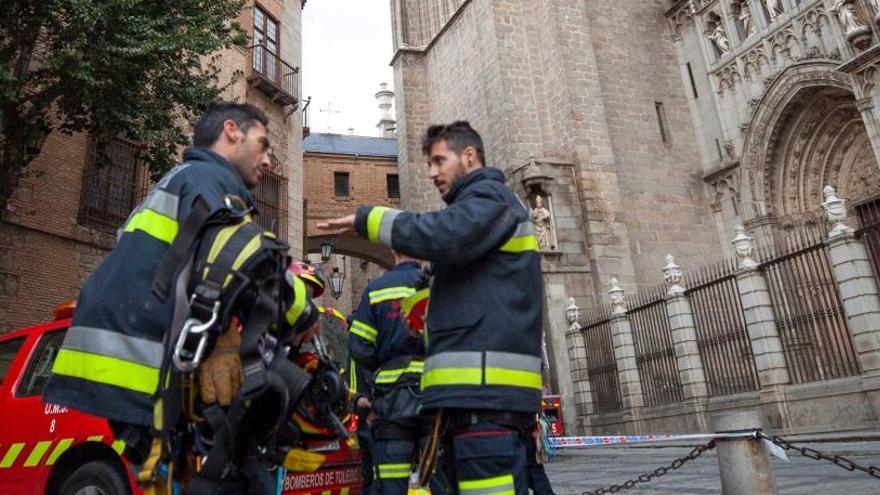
[248,44,299,107]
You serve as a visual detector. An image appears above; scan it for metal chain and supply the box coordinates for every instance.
[579,441,716,495]
[759,432,880,480]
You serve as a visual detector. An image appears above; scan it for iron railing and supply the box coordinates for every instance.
[249,44,299,106]
[856,197,880,285]
[627,286,685,406]
[78,138,148,231]
[685,259,760,396]
[581,308,623,415]
[759,230,860,384]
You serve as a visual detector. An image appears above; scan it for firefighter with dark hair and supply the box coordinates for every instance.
[319,121,543,495]
[45,103,331,494]
[346,250,444,494]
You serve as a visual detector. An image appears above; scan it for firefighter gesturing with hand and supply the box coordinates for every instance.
[320,121,543,495]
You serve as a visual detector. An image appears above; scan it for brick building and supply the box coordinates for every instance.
[303,132,399,316]
[0,0,307,332]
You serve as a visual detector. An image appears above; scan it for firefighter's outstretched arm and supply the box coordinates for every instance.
[319,186,518,264]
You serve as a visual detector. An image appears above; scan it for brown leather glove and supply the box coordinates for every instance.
[199,321,244,407]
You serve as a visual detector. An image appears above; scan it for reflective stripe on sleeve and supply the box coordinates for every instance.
[350,320,378,344]
[123,208,179,244]
[62,326,164,369]
[459,474,515,495]
[366,207,401,244]
[349,358,358,393]
[499,221,539,253]
[52,349,160,395]
[368,286,416,305]
[374,360,425,384]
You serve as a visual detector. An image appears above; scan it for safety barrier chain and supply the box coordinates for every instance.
[579,441,716,495]
[758,432,880,480]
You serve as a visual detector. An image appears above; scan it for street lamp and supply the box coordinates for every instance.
[329,267,345,300]
[320,239,334,263]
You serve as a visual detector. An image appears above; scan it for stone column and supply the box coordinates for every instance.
[732,226,791,429]
[711,410,779,495]
[565,297,593,433]
[542,279,579,436]
[608,279,645,417]
[664,256,710,403]
[822,186,880,418]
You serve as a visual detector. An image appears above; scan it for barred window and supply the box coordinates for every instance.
[254,170,288,239]
[387,174,400,199]
[334,172,350,197]
[78,138,143,231]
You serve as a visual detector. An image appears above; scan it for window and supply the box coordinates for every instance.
[655,102,670,144]
[253,5,279,82]
[0,338,25,386]
[254,169,288,239]
[387,174,400,199]
[686,63,699,99]
[17,331,66,397]
[335,172,350,197]
[78,138,143,230]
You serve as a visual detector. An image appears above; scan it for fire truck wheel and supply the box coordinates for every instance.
[58,460,130,495]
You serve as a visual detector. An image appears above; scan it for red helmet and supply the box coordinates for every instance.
[286,261,326,298]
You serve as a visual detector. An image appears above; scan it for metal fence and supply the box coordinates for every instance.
[856,197,880,285]
[627,286,685,406]
[759,229,860,384]
[686,260,760,396]
[581,309,623,415]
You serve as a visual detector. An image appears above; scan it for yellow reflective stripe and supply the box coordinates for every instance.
[350,320,378,344]
[369,286,416,304]
[401,288,429,314]
[499,235,539,253]
[286,275,308,326]
[459,474,515,495]
[378,463,411,479]
[123,208,179,244]
[421,367,482,388]
[52,349,159,395]
[230,232,264,272]
[23,441,52,467]
[349,358,357,393]
[111,440,126,454]
[45,438,73,466]
[207,221,248,264]
[485,368,543,390]
[341,488,350,495]
[375,362,425,384]
[367,207,390,242]
[0,443,25,468]
[87,435,104,442]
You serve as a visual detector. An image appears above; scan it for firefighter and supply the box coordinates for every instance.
[347,251,443,495]
[319,121,543,495]
[43,103,322,490]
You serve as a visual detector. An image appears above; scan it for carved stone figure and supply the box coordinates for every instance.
[709,23,731,54]
[821,185,854,238]
[868,0,880,14]
[663,255,685,296]
[731,225,758,269]
[832,0,867,35]
[565,297,582,330]
[739,2,755,36]
[764,0,784,20]
[608,278,627,316]
[530,195,554,250]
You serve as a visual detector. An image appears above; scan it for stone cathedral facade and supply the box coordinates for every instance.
[388,0,880,433]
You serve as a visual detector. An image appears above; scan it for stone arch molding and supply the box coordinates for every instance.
[739,61,875,223]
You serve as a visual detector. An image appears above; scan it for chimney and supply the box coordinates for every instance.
[375,82,396,138]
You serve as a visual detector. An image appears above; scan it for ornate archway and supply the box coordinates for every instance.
[740,62,880,234]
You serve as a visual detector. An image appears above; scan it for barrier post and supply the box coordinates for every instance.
[711,410,778,495]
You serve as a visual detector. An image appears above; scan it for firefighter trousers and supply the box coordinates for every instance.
[442,422,528,495]
[370,422,446,495]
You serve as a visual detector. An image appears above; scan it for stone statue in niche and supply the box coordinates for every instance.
[708,21,731,54]
[832,0,868,35]
[530,194,555,250]
[764,0,784,20]
[739,1,756,36]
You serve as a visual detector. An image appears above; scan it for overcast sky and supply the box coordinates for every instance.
[302,0,395,137]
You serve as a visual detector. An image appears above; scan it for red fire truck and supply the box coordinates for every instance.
[0,302,362,495]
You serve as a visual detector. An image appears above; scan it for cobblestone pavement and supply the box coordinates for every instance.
[544,441,880,494]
